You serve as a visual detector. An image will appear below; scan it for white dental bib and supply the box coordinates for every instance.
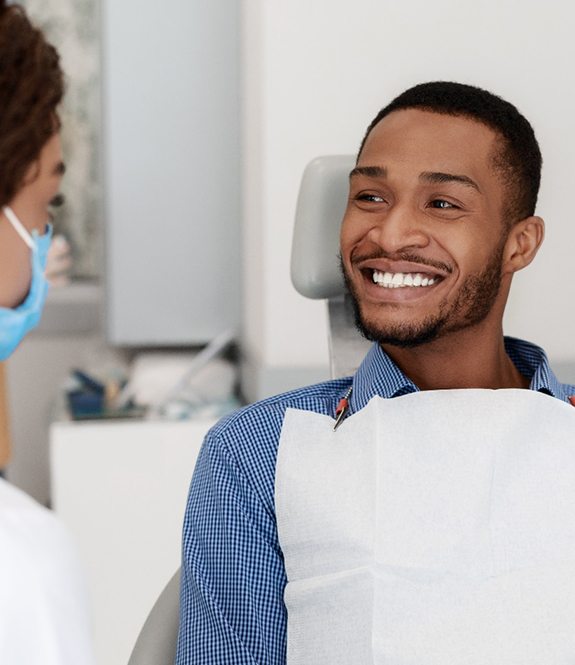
[275,390,575,664]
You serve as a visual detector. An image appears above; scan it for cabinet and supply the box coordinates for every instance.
[101,0,241,345]
[50,417,216,665]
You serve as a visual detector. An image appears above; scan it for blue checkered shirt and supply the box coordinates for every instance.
[176,337,575,664]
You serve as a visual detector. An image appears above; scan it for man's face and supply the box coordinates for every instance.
[340,109,510,348]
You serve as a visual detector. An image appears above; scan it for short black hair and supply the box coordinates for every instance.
[358,81,542,225]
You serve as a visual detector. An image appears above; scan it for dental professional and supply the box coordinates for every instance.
[0,2,93,663]
[176,82,575,664]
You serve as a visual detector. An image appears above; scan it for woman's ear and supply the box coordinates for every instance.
[502,216,545,275]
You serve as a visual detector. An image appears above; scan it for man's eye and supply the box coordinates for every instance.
[356,193,385,203]
[429,199,457,209]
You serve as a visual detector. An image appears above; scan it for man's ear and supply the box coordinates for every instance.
[502,216,545,275]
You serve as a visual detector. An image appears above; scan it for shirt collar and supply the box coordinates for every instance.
[349,336,574,414]
[350,343,416,413]
[503,336,573,401]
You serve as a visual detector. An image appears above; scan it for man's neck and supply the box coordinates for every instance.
[381,327,530,391]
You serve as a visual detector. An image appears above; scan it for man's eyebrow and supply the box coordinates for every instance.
[420,171,480,192]
[349,165,387,179]
[53,161,66,176]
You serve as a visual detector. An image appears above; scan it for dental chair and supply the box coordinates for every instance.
[128,569,181,665]
[128,154,368,665]
[291,154,371,377]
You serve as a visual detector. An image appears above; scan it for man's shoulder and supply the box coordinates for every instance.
[204,377,351,455]
[214,377,351,436]
[560,380,575,396]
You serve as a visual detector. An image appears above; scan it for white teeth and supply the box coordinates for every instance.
[372,270,438,289]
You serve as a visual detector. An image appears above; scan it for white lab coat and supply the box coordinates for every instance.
[0,478,94,665]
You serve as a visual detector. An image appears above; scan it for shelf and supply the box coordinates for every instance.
[33,280,102,336]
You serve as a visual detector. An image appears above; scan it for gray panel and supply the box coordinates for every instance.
[128,569,180,665]
[102,0,241,345]
[32,282,101,336]
[291,155,355,300]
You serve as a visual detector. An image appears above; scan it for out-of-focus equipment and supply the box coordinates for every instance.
[45,234,73,287]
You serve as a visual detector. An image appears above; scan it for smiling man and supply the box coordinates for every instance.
[177,82,575,665]
[340,95,544,391]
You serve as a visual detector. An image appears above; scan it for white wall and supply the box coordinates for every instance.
[241,0,575,400]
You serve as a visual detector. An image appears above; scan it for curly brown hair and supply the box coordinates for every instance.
[0,0,64,208]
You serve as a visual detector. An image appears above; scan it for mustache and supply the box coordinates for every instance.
[347,249,453,275]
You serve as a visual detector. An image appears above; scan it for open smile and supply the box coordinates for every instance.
[370,269,439,289]
[353,259,449,302]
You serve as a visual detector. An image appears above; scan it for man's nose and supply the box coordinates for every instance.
[365,203,429,253]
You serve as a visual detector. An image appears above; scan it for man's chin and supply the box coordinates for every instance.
[356,321,445,349]
[352,301,448,348]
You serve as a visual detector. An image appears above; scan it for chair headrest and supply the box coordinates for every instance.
[291,155,355,299]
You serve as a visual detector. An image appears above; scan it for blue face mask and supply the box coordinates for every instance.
[0,206,53,360]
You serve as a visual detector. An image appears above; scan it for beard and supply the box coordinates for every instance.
[341,245,505,349]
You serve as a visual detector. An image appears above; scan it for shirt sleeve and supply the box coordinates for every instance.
[175,429,287,665]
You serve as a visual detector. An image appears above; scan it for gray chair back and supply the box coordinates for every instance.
[127,569,181,665]
[291,155,371,378]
